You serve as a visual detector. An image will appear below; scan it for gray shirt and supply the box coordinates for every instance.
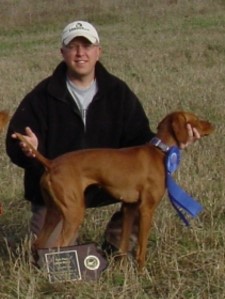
[66,78,98,125]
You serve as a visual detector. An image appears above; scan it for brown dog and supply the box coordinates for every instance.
[15,111,214,269]
[0,111,9,131]
[0,111,9,215]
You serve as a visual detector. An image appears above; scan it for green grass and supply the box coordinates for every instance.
[0,0,225,298]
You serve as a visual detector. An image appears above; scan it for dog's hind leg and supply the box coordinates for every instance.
[58,206,85,247]
[56,190,85,247]
[33,184,62,249]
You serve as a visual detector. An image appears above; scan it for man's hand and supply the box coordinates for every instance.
[180,124,201,149]
[12,127,38,158]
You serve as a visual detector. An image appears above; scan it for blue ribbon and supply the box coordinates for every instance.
[165,146,203,226]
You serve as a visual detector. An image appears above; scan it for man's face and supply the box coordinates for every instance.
[61,36,101,79]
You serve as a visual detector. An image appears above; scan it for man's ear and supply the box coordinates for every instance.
[171,113,189,145]
[97,46,102,60]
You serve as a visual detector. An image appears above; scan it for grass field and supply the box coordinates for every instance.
[0,0,225,298]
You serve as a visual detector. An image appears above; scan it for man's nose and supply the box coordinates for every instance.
[76,45,85,55]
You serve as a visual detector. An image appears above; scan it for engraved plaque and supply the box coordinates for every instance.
[37,243,108,282]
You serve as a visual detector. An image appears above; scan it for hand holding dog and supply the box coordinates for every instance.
[12,127,38,158]
[180,124,200,149]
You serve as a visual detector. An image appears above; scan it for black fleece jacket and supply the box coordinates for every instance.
[6,61,154,205]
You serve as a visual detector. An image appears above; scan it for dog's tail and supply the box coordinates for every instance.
[14,132,51,170]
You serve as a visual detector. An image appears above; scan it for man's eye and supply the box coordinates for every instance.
[66,43,92,50]
[83,43,92,48]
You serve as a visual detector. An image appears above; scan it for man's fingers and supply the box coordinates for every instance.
[192,127,200,140]
[25,126,34,137]
[186,123,194,138]
[11,128,37,158]
[21,143,36,157]
[11,133,17,139]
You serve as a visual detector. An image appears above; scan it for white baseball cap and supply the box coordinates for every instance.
[61,21,100,46]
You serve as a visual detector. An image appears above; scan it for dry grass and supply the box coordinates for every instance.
[0,0,225,298]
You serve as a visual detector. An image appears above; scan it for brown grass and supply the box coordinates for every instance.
[0,0,225,298]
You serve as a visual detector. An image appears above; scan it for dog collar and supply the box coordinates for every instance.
[150,137,170,153]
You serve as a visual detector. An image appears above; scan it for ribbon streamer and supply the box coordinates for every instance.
[165,146,203,226]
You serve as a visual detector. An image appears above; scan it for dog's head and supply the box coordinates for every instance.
[157,111,214,147]
[0,111,9,131]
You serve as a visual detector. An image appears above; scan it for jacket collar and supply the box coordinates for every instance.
[47,61,117,102]
[47,62,69,102]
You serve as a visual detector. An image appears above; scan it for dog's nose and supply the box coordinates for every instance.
[200,121,214,135]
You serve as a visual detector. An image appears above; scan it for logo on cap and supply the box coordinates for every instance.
[68,22,89,33]
[76,23,83,29]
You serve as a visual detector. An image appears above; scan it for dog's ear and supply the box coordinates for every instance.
[171,112,189,145]
[0,111,9,131]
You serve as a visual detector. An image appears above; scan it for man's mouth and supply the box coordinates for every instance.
[76,60,87,64]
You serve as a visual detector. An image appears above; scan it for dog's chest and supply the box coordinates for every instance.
[105,186,140,203]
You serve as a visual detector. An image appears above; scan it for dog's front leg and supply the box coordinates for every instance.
[136,197,157,270]
[119,203,138,255]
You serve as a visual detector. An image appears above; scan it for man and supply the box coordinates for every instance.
[6,21,199,251]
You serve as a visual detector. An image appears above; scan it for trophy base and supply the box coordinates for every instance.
[36,243,108,283]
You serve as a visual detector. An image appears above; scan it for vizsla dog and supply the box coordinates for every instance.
[0,111,9,215]
[15,111,214,269]
[0,111,9,131]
